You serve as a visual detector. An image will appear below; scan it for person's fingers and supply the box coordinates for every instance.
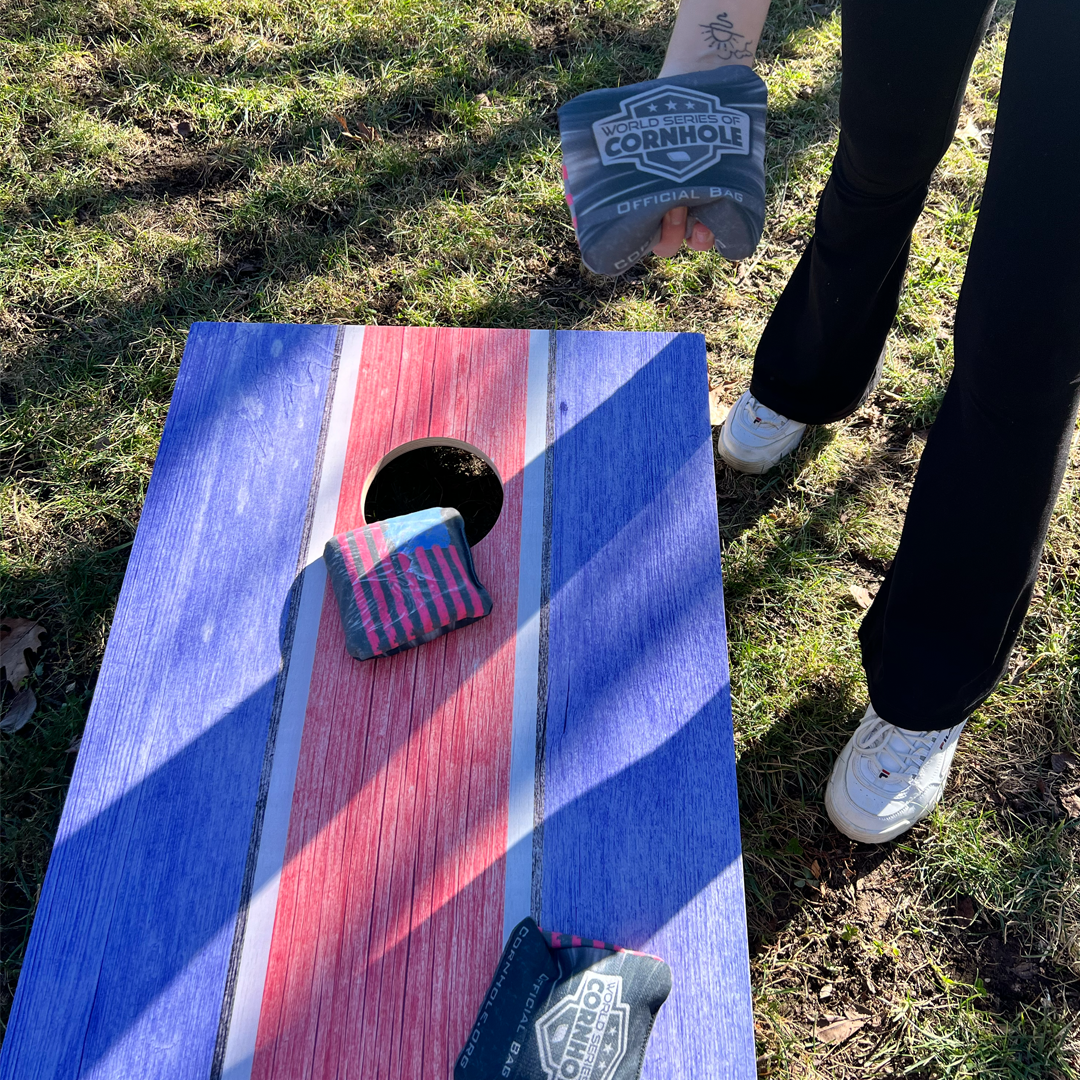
[652,206,688,257]
[687,221,715,251]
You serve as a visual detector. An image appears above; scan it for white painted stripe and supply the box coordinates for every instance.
[220,325,365,1080]
[503,329,550,941]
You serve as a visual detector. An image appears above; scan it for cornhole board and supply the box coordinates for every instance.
[1,325,754,1080]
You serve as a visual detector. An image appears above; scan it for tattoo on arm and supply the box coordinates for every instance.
[700,12,754,60]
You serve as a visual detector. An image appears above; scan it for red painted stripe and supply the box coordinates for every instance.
[337,537,384,657]
[253,327,531,1080]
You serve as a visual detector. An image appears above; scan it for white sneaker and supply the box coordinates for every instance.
[825,706,966,844]
[717,390,807,474]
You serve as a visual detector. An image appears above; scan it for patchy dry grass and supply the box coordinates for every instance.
[3,0,1079,1074]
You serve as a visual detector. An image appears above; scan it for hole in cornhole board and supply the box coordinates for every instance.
[362,438,504,546]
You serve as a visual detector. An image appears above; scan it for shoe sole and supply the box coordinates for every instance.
[715,436,772,474]
[715,420,803,475]
[823,776,929,845]
[823,744,938,845]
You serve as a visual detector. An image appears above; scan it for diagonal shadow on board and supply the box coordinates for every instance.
[1,333,742,1080]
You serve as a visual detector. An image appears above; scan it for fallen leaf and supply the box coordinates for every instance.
[848,585,872,610]
[818,983,833,1000]
[815,1017,867,1044]
[1,617,46,689]
[810,859,821,879]
[474,92,491,106]
[709,386,726,426]
[1051,751,1079,773]
[1061,793,1080,819]
[67,734,82,754]
[335,114,379,143]
[955,895,975,920]
[0,687,36,733]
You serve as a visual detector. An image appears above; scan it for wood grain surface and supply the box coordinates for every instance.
[539,330,755,1078]
[0,323,340,1080]
[2,324,755,1080]
[250,327,531,1080]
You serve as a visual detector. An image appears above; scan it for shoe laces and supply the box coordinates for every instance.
[854,718,944,783]
[743,394,792,430]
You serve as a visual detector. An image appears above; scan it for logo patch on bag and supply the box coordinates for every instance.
[535,973,629,1080]
[591,85,750,182]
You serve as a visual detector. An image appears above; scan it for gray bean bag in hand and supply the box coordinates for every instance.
[558,66,767,275]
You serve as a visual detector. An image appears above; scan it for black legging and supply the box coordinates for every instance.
[749,0,1080,731]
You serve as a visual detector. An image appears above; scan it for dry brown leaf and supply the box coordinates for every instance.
[1,617,46,689]
[810,859,821,879]
[1051,751,1079,773]
[474,92,491,106]
[848,585,872,610]
[709,386,727,427]
[0,687,36,733]
[1060,793,1080,819]
[815,1017,867,1044]
[335,114,380,143]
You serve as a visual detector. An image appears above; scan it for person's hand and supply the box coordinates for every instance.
[651,206,716,258]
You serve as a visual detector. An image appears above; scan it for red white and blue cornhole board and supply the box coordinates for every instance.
[1,326,754,1080]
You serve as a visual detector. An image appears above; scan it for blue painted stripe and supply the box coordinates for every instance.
[1,323,339,1080]
[540,330,755,1077]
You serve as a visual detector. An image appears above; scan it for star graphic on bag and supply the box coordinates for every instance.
[597,1028,622,1069]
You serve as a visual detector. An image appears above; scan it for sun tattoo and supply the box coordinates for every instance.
[700,12,754,60]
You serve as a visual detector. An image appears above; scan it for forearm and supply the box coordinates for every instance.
[659,0,771,77]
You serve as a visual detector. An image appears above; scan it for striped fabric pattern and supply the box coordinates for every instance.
[323,507,492,660]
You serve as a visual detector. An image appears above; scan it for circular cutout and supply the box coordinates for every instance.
[363,439,504,546]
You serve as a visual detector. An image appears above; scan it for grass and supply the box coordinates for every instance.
[2,0,1079,1074]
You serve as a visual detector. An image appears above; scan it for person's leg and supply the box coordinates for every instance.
[652,0,773,258]
[749,0,997,424]
[659,0,770,78]
[860,0,1080,732]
